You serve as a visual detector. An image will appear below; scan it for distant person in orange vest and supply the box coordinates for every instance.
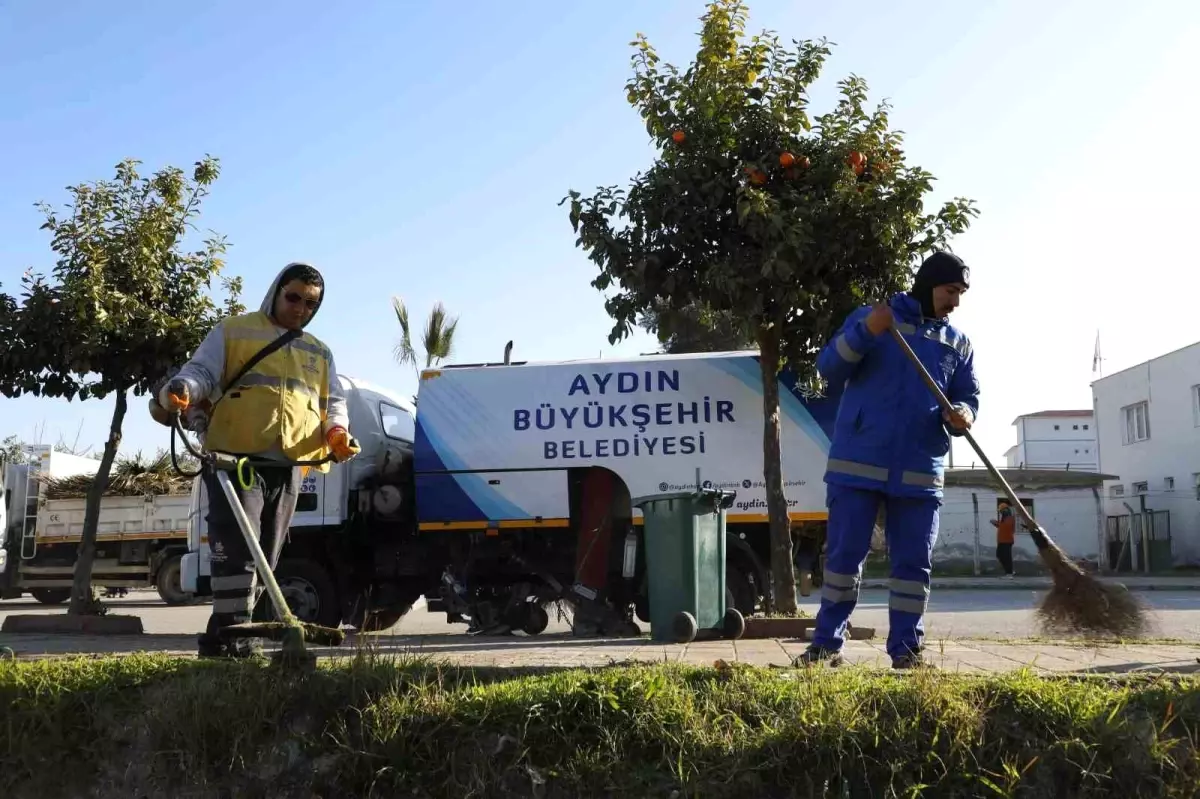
[990,500,1016,578]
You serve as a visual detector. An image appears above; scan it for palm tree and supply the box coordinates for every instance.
[392,297,460,383]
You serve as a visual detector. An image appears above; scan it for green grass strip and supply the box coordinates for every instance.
[2,653,1198,797]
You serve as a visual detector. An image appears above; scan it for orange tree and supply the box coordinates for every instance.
[0,157,243,615]
[563,0,977,612]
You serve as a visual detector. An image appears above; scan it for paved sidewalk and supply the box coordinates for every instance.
[4,631,1198,675]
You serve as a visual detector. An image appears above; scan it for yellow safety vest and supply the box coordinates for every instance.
[203,312,335,472]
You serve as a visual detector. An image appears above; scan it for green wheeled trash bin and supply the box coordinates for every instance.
[632,488,746,644]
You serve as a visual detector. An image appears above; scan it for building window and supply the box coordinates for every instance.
[1133,481,1148,494]
[1165,477,1175,491]
[1122,401,1150,444]
[1053,424,1060,430]
[1193,385,1200,427]
[1083,424,1089,430]
[1073,424,1079,430]
[1111,484,1125,497]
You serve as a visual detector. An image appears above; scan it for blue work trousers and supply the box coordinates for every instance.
[811,484,941,659]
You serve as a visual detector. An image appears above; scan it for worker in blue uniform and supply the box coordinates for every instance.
[797,251,979,669]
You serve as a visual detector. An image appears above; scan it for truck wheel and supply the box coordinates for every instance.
[356,607,409,633]
[31,588,71,605]
[252,558,341,630]
[155,555,196,606]
[521,603,550,635]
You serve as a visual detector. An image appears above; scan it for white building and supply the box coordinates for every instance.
[1092,341,1200,569]
[1004,410,1097,471]
[931,468,1111,575]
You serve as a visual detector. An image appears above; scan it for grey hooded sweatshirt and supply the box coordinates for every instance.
[167,262,349,462]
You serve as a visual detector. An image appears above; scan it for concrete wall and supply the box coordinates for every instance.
[1093,342,1200,566]
[928,484,1104,574]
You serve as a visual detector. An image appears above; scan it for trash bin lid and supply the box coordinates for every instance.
[631,491,700,508]
[632,487,736,510]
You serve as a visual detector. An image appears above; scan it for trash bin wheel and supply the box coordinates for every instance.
[522,603,550,636]
[722,608,746,640]
[672,611,698,644]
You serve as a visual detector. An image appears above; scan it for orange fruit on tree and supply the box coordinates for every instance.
[798,156,811,169]
[779,151,795,167]
[672,130,686,143]
[847,150,866,167]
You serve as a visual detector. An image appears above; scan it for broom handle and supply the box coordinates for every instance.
[885,325,1050,547]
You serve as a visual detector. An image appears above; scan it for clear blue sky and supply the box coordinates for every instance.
[2,0,1197,466]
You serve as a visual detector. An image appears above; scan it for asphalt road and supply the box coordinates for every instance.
[4,588,1199,642]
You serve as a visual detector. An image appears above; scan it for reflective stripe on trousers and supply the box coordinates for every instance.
[211,571,256,617]
[820,568,860,605]
[889,577,929,615]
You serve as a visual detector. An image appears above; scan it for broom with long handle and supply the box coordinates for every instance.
[886,325,1149,638]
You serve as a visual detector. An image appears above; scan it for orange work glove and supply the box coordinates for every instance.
[326,426,361,462]
[161,378,190,413]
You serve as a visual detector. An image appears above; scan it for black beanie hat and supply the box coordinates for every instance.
[911,251,969,317]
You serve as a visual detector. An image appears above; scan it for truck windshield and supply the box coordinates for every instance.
[380,402,415,442]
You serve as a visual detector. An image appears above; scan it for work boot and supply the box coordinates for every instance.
[197,632,264,659]
[891,650,932,670]
[198,613,265,660]
[228,638,265,659]
[793,644,843,668]
[196,632,226,659]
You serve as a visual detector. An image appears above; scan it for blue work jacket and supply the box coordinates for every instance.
[816,292,980,498]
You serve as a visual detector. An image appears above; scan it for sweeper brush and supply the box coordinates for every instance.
[1034,558,1148,638]
[888,326,1150,639]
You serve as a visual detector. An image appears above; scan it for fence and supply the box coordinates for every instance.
[1106,509,1172,572]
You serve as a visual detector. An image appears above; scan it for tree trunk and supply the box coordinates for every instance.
[757,328,798,614]
[68,389,127,616]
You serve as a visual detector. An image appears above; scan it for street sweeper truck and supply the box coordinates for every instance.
[179,352,840,634]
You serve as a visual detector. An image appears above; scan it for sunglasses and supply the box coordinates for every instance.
[283,291,319,310]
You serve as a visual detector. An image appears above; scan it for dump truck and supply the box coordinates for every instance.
[1,445,195,605]
[180,352,840,633]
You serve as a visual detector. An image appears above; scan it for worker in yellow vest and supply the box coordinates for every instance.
[158,262,359,658]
